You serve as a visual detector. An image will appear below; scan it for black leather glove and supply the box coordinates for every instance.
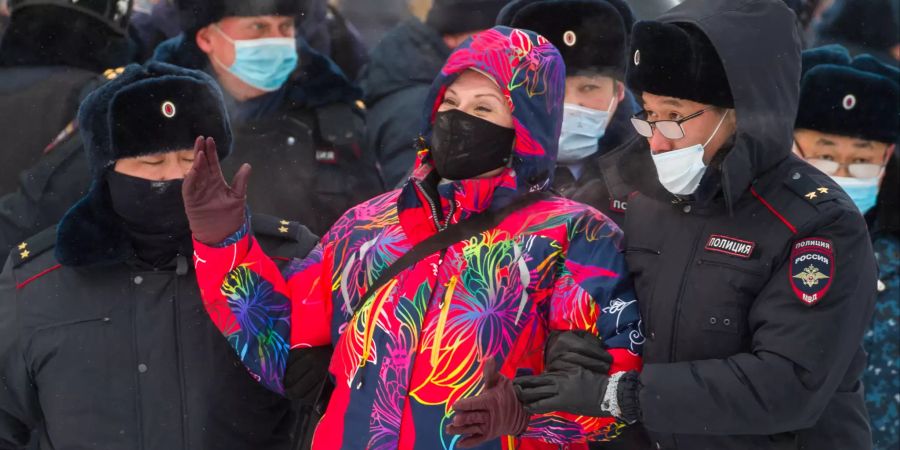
[284,346,333,405]
[514,369,641,424]
[544,330,613,373]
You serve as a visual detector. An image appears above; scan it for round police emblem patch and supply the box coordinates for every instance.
[161,101,176,118]
[563,31,577,47]
[789,237,835,306]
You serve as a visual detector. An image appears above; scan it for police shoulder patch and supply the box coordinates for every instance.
[789,237,835,306]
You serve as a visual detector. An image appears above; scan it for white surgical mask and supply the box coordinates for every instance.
[651,110,729,196]
[557,97,615,164]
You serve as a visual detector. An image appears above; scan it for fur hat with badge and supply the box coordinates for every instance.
[796,44,899,144]
[57,62,232,267]
[626,20,734,108]
[497,0,634,79]
[176,0,305,32]
[425,0,511,35]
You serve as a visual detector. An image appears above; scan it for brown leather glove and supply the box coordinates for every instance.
[182,136,251,245]
[446,359,531,448]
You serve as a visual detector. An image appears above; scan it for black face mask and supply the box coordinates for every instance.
[106,171,191,265]
[430,109,516,180]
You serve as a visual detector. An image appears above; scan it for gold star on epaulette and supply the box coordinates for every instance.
[355,100,367,111]
[17,242,27,251]
[278,226,289,234]
[103,67,126,80]
[279,220,290,226]
[805,192,818,200]
[19,249,30,259]
[817,187,829,194]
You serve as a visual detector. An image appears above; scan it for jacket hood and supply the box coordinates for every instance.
[361,19,451,105]
[152,34,361,111]
[411,26,566,201]
[650,0,802,208]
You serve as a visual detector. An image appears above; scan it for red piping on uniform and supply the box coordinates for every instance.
[750,187,797,234]
[16,264,62,290]
[272,256,290,262]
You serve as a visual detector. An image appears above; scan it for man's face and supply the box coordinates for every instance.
[640,92,737,164]
[114,150,195,181]
[197,15,296,68]
[564,74,624,115]
[196,15,296,99]
[794,129,894,178]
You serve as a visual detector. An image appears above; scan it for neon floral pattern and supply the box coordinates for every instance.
[193,26,642,449]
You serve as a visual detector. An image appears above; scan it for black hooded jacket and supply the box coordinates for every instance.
[360,19,451,188]
[0,214,318,450]
[602,0,877,448]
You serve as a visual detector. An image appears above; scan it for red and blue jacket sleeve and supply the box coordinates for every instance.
[521,210,644,444]
[192,216,333,395]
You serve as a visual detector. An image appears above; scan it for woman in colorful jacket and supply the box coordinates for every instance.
[182,26,643,450]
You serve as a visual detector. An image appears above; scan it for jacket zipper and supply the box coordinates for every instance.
[32,316,111,333]
[669,218,704,362]
[414,180,456,231]
[431,276,458,367]
[173,259,191,450]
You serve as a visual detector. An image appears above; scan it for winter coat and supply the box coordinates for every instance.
[0,214,318,450]
[0,129,91,261]
[300,0,370,81]
[601,0,877,448]
[0,66,98,195]
[361,19,451,188]
[152,35,384,235]
[193,27,643,450]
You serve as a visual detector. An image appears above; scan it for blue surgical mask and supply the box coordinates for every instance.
[832,175,880,214]
[558,99,614,164]
[212,24,298,92]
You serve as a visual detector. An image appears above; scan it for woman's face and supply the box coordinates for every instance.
[113,150,195,181]
[438,70,514,129]
[436,70,514,179]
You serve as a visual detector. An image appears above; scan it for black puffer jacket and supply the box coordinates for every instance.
[603,0,877,448]
[0,215,318,450]
[360,19,451,188]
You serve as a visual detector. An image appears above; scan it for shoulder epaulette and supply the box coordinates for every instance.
[784,169,838,207]
[13,226,58,269]
[252,214,305,242]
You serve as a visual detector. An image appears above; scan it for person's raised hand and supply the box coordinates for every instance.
[182,136,251,245]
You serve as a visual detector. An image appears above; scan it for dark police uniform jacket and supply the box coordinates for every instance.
[601,1,878,448]
[0,215,318,450]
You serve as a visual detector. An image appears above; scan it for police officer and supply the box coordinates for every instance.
[513,0,878,448]
[0,0,134,195]
[157,0,383,234]
[792,45,899,449]
[0,62,319,449]
[498,0,640,225]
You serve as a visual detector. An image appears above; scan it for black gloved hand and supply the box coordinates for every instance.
[182,136,251,245]
[445,359,531,448]
[514,365,611,417]
[544,330,613,374]
[284,346,333,405]
[514,369,642,424]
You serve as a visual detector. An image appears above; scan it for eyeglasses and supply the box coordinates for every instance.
[631,108,709,140]
[805,159,884,178]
